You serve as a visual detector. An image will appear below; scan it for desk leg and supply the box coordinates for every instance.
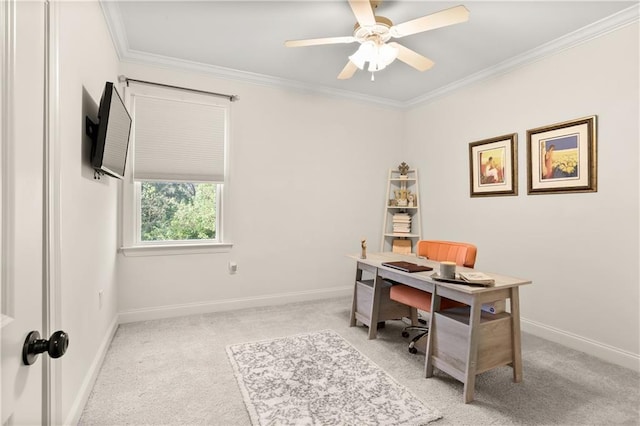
[510,286,523,383]
[367,271,383,340]
[424,287,441,378]
[349,266,363,327]
[463,300,482,403]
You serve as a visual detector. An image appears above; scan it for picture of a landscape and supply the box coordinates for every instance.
[541,134,579,180]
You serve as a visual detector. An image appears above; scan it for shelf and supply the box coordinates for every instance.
[381,167,421,252]
[436,306,511,325]
[384,233,420,238]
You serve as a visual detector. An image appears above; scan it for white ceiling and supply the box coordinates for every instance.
[102,1,638,106]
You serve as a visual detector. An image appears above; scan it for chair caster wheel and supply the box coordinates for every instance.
[402,331,410,338]
[408,347,418,354]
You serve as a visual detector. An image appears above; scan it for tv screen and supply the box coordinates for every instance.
[86,82,132,179]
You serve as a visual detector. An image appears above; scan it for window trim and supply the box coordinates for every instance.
[120,242,232,257]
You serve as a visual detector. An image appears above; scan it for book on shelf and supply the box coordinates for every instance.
[392,223,411,228]
[481,300,506,314]
[458,271,495,285]
[392,227,411,233]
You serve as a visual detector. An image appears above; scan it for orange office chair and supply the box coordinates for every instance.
[389,240,477,353]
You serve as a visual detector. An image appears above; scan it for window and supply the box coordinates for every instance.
[121,82,231,255]
[139,181,218,242]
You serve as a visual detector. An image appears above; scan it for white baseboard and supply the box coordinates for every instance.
[64,315,119,426]
[521,317,640,372]
[117,285,353,324]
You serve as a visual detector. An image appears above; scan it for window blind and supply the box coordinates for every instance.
[132,94,227,182]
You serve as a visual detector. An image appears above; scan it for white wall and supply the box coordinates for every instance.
[116,23,639,370]
[57,1,121,423]
[404,23,639,369]
[117,62,405,319]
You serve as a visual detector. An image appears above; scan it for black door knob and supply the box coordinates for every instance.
[22,330,69,366]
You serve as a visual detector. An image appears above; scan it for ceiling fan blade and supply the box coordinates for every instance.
[391,5,469,38]
[337,61,358,80]
[285,36,356,48]
[348,0,376,28]
[389,42,434,71]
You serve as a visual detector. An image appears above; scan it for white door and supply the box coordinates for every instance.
[1,1,46,424]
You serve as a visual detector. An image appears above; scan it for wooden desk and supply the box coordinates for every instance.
[348,252,532,403]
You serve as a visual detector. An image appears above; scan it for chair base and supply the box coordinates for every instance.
[401,324,429,354]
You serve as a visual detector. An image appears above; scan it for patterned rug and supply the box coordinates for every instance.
[226,329,441,425]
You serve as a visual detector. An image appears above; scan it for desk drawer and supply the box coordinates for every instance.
[432,307,514,376]
[355,280,411,325]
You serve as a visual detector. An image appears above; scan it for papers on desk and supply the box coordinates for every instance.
[458,271,495,286]
[431,272,494,287]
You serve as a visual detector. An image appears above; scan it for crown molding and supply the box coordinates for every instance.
[119,49,406,109]
[100,1,128,58]
[405,4,639,107]
[100,2,639,110]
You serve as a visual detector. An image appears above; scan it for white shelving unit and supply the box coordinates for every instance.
[380,168,422,253]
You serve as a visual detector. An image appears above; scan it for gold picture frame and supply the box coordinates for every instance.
[469,133,518,197]
[527,116,597,195]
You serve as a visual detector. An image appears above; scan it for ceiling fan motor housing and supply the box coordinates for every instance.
[353,16,393,44]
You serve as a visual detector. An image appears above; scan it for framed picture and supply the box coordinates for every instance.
[469,133,518,197]
[527,116,597,194]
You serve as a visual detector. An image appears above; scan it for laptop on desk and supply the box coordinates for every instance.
[381,261,433,273]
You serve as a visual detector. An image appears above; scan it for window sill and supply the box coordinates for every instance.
[120,242,233,257]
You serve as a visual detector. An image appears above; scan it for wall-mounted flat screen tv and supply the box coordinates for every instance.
[86,82,132,179]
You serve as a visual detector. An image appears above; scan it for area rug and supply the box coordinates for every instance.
[226,329,442,425]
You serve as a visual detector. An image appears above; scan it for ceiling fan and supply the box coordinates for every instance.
[284,0,469,80]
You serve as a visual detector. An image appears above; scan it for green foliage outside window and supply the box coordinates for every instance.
[141,182,216,241]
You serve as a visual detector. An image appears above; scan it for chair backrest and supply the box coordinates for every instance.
[417,240,477,268]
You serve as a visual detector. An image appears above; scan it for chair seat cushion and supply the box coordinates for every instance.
[389,284,465,312]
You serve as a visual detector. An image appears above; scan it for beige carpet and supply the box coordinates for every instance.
[79,297,640,425]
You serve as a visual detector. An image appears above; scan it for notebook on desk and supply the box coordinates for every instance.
[381,261,433,273]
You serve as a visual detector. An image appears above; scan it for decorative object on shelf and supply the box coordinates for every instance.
[394,188,412,206]
[360,238,367,259]
[398,162,410,177]
[469,133,518,197]
[527,115,597,194]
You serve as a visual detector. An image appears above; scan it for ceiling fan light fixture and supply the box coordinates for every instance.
[349,40,375,70]
[349,40,398,73]
[378,42,398,66]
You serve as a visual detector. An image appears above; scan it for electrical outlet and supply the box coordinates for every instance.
[98,289,104,309]
[229,261,238,274]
